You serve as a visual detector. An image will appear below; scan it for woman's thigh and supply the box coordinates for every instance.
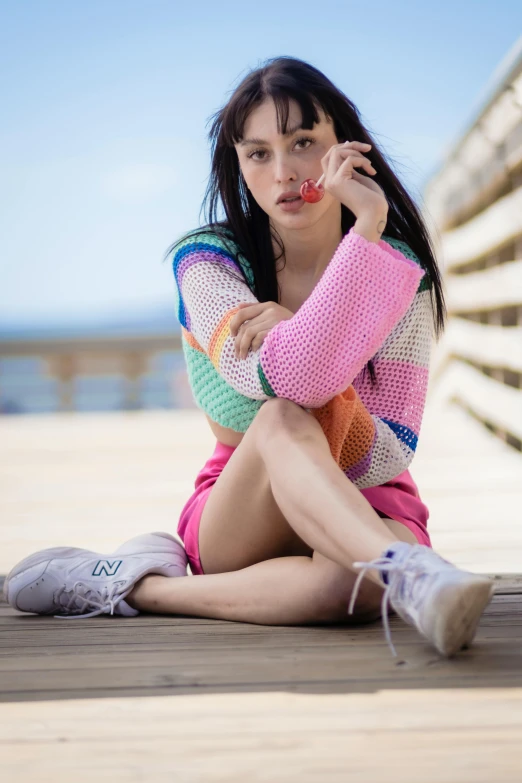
[198,397,420,577]
[198,402,314,574]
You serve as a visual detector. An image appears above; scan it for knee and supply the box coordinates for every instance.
[255,398,323,442]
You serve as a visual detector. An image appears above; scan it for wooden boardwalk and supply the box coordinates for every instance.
[1,403,522,781]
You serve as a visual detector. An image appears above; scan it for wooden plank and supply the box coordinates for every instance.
[0,593,520,703]
[1,688,522,782]
[487,574,522,594]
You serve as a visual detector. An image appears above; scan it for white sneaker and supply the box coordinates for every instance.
[348,542,496,657]
[3,532,188,620]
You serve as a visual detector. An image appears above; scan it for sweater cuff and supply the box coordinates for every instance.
[349,226,425,276]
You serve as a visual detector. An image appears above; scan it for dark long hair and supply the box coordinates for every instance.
[164,56,446,386]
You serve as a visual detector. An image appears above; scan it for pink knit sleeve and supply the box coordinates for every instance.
[259,227,426,407]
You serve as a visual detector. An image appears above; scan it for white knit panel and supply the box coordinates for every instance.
[180,258,270,400]
[373,289,433,367]
[351,417,416,489]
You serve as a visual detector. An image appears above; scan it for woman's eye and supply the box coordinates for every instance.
[295,137,315,149]
[247,137,315,161]
[248,150,267,160]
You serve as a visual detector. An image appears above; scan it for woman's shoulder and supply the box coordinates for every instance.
[171,225,255,287]
[171,224,239,257]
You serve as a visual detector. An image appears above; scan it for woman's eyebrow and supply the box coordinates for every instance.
[239,124,305,147]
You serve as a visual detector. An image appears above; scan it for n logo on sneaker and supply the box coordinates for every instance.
[92,560,123,577]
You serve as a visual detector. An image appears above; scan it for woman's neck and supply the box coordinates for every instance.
[271,203,344,282]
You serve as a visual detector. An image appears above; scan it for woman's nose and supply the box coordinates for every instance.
[274,156,297,183]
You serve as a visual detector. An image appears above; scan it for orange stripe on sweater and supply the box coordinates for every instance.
[208,307,242,369]
[181,326,205,353]
[310,385,375,470]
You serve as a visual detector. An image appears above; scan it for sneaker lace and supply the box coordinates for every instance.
[52,580,133,619]
[347,548,432,657]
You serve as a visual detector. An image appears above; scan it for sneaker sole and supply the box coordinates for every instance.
[433,577,496,657]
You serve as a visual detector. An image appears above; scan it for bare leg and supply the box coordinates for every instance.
[126,399,419,623]
[252,400,403,567]
[127,550,396,625]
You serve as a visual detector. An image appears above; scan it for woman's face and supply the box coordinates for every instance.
[235,97,340,230]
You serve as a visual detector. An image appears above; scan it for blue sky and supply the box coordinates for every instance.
[1,0,521,327]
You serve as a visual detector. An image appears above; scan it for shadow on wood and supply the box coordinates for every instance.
[1,575,521,704]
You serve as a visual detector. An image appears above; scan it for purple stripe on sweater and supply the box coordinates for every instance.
[344,435,376,482]
[175,250,242,332]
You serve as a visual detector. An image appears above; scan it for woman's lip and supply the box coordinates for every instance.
[277,192,301,203]
[277,196,305,212]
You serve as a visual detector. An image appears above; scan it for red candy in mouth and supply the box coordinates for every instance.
[300,178,325,203]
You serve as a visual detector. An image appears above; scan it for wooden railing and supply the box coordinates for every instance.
[0,333,182,412]
[424,43,522,453]
[428,184,522,451]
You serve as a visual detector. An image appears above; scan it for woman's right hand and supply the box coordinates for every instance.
[320,140,388,221]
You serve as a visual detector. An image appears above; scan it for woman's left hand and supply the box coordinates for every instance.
[229,301,294,359]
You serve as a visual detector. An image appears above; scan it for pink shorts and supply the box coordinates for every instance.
[177,440,431,576]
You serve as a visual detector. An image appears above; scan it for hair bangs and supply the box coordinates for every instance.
[223,73,325,147]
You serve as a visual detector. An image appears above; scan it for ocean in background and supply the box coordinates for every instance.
[0,306,196,414]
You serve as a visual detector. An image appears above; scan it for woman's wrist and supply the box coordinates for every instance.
[353,211,388,244]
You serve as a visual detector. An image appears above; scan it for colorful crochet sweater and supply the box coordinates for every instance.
[172,226,432,490]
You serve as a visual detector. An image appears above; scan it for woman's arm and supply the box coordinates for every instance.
[300,235,433,489]
[353,211,389,244]
[258,225,425,406]
[173,227,425,407]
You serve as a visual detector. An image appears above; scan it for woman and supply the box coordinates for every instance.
[4,56,494,658]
